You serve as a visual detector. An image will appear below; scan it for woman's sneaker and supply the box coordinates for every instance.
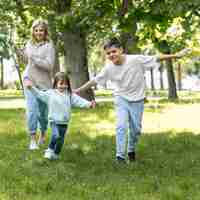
[29,140,39,150]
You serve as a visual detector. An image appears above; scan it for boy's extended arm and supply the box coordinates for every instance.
[158,54,178,61]
[158,48,192,61]
[75,79,97,93]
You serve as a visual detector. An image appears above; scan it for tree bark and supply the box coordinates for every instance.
[120,18,140,54]
[165,59,178,99]
[150,68,155,91]
[156,40,178,100]
[47,14,60,75]
[177,63,182,90]
[159,63,164,90]
[63,30,94,100]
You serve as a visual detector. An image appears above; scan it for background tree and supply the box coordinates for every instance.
[1,0,200,100]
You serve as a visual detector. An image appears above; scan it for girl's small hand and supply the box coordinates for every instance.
[24,78,33,89]
[73,89,81,96]
[90,100,96,108]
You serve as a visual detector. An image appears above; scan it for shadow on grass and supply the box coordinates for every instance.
[1,129,200,170]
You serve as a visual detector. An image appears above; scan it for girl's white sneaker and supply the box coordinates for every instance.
[29,140,39,150]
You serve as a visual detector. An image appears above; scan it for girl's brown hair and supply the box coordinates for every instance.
[53,72,72,93]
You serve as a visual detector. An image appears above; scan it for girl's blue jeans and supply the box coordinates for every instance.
[25,89,48,136]
[49,122,68,155]
[114,96,144,159]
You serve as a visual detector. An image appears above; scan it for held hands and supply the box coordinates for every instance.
[24,78,33,89]
[90,100,96,108]
[73,89,81,95]
[175,48,192,58]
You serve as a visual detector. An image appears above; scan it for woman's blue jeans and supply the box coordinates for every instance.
[25,89,48,136]
[114,96,144,159]
[49,122,68,154]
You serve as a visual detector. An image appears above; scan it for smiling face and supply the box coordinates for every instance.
[56,80,68,93]
[105,46,124,65]
[32,25,46,42]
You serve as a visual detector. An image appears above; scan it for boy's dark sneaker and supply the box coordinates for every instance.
[116,156,126,164]
[128,152,135,162]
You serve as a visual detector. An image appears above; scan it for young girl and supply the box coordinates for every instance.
[24,72,95,160]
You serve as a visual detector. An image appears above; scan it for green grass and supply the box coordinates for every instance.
[0,101,200,199]
[0,89,23,98]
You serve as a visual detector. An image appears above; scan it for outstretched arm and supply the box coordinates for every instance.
[75,79,97,93]
[71,93,95,108]
[158,48,192,61]
[158,54,178,61]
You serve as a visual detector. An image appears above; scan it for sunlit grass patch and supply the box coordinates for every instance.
[0,89,23,98]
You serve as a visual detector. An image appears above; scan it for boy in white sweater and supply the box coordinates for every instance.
[75,37,190,163]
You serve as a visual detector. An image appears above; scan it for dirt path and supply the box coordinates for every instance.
[0,98,25,109]
[143,103,200,133]
[1,98,199,133]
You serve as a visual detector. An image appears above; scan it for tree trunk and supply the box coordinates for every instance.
[177,63,182,90]
[0,57,4,89]
[120,18,140,54]
[47,14,60,75]
[120,32,140,54]
[156,40,178,99]
[159,63,164,90]
[165,60,178,99]
[118,1,140,54]
[63,30,94,100]
[150,68,155,91]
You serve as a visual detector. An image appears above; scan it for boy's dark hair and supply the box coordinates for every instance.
[103,37,123,50]
[53,72,72,93]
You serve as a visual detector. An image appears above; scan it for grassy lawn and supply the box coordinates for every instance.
[0,99,200,199]
[0,89,23,98]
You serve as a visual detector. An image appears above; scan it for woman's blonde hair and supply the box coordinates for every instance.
[31,19,49,43]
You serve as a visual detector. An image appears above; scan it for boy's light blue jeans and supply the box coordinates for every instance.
[49,122,68,154]
[25,89,48,136]
[114,96,144,159]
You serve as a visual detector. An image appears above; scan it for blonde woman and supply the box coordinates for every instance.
[22,19,55,150]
